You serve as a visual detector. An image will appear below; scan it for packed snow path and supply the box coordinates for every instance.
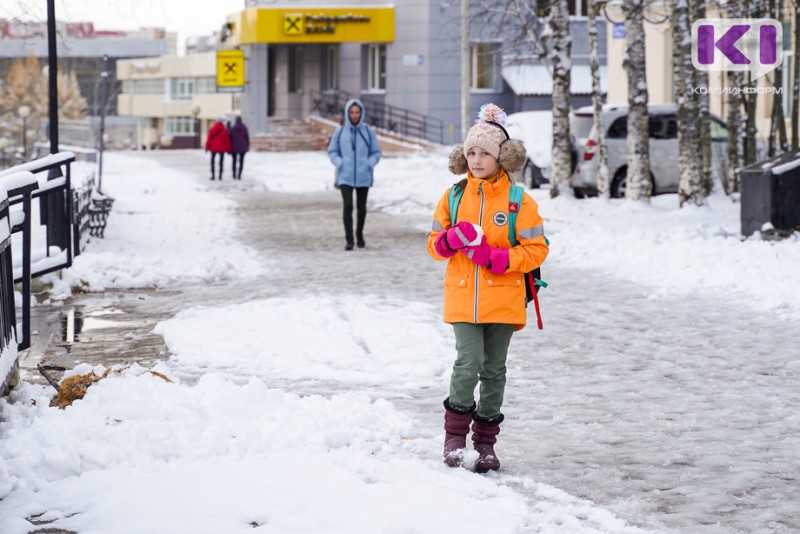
[234,157,799,534]
[153,151,800,532]
[1,150,797,534]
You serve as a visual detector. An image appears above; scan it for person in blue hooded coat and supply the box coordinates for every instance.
[327,99,382,250]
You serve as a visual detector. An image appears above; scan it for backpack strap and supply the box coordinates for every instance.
[448,184,465,228]
[507,184,524,246]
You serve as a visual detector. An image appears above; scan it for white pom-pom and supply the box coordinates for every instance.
[467,223,484,246]
[476,103,508,125]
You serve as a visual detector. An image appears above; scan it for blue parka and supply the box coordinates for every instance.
[327,99,382,187]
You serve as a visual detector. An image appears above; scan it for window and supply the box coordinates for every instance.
[326,46,339,91]
[167,77,217,99]
[195,77,217,94]
[567,0,589,16]
[470,43,499,90]
[607,117,627,138]
[289,47,304,93]
[367,44,386,91]
[169,78,197,100]
[122,79,164,94]
[164,116,197,136]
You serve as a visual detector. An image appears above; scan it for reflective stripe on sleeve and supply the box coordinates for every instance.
[432,220,444,232]
[519,225,544,239]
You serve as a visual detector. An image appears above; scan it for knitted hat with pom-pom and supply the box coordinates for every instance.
[449,103,527,176]
[462,103,509,159]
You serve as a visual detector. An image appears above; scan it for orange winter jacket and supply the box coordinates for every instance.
[427,170,549,331]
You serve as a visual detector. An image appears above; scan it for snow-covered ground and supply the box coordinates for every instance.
[0,148,798,533]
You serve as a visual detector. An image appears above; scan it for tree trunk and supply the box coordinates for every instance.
[726,71,745,194]
[743,0,767,165]
[674,0,704,206]
[588,0,609,197]
[549,0,573,198]
[771,0,788,153]
[692,0,712,198]
[622,0,651,201]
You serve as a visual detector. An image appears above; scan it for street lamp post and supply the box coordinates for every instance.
[191,105,202,149]
[17,105,31,161]
[98,55,110,193]
[45,0,67,251]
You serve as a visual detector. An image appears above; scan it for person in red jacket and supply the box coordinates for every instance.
[205,118,231,180]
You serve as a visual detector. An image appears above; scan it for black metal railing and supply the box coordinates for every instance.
[0,193,18,391]
[0,154,75,353]
[311,90,445,145]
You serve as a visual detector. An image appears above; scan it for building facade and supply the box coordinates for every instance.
[117,0,607,148]
[116,53,236,149]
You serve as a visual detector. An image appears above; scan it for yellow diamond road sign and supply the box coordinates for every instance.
[284,13,303,35]
[216,50,245,93]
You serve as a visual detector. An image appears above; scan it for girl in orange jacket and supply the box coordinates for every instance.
[427,103,549,472]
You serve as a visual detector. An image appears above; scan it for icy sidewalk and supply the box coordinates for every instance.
[2,149,798,533]
[0,150,652,534]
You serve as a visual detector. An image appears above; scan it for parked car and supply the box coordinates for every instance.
[570,104,729,198]
[504,111,578,189]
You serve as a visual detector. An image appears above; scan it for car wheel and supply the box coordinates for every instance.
[611,169,657,198]
[572,187,585,199]
[611,169,627,198]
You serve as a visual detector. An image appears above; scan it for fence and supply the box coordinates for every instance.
[38,117,139,150]
[0,190,19,393]
[0,152,108,394]
[310,90,445,145]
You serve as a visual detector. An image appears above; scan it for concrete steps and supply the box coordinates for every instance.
[251,116,445,154]
[250,118,331,152]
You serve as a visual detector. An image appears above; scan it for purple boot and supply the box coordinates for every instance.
[472,414,504,473]
[443,399,475,467]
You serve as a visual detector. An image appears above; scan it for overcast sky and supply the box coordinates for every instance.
[2,0,245,48]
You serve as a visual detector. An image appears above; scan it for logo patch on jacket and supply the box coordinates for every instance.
[493,211,509,226]
[509,202,519,214]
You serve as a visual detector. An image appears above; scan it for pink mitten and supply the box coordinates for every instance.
[462,237,509,274]
[487,247,509,274]
[445,221,479,250]
[461,237,491,267]
[434,231,457,258]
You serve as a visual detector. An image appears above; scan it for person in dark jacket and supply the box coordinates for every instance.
[229,116,250,180]
[327,99,381,250]
[205,118,231,180]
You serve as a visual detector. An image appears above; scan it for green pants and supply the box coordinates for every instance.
[449,322,514,420]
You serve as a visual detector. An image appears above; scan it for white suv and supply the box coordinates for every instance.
[570,104,729,198]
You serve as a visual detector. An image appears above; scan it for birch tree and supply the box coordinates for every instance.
[743,0,768,165]
[673,0,704,206]
[547,0,574,198]
[588,0,610,197]
[692,0,713,197]
[622,0,652,201]
[767,0,788,156]
[720,0,746,194]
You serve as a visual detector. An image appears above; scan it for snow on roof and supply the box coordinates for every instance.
[502,64,608,96]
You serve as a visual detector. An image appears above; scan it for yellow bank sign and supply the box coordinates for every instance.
[216,50,245,93]
[230,7,394,44]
